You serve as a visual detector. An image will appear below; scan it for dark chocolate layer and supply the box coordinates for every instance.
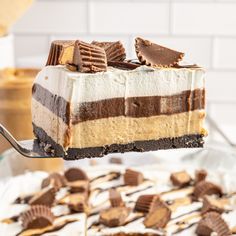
[33,84,205,125]
[32,84,71,125]
[33,123,204,160]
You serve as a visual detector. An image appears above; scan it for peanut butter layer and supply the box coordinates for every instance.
[32,99,205,149]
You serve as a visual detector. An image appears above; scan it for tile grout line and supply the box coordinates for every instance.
[86,0,90,34]
[169,0,173,35]
[210,36,216,70]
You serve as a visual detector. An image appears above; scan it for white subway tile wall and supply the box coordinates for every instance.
[12,0,236,128]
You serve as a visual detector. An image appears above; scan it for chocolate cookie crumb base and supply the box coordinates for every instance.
[33,123,204,160]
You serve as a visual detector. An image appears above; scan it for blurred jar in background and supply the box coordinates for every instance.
[0,68,63,172]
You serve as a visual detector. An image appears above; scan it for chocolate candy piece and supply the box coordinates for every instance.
[92,41,126,62]
[109,157,123,165]
[67,180,89,194]
[91,41,111,49]
[170,171,192,187]
[109,189,124,207]
[46,40,75,66]
[143,201,171,228]
[99,207,130,227]
[135,37,184,67]
[58,43,75,65]
[59,193,88,213]
[64,167,88,182]
[195,169,208,184]
[108,61,140,70]
[196,212,230,236]
[201,196,225,215]
[21,205,54,230]
[41,172,66,191]
[73,40,107,73]
[194,181,222,199]
[134,194,160,213]
[29,187,55,207]
[124,169,144,186]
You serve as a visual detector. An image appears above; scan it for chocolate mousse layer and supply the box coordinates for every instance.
[33,123,204,159]
[32,84,205,124]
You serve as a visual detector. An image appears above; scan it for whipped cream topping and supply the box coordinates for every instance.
[33,65,205,104]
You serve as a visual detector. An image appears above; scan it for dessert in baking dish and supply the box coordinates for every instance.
[32,38,206,159]
[0,162,235,235]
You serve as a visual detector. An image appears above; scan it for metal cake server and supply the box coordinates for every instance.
[0,124,61,158]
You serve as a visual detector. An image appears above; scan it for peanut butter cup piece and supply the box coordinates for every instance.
[99,207,130,227]
[134,194,160,213]
[109,157,123,165]
[91,41,111,49]
[59,193,88,213]
[196,212,230,236]
[109,189,124,207]
[124,169,144,186]
[21,205,54,230]
[108,61,140,70]
[143,201,171,229]
[194,181,222,199]
[29,187,55,207]
[92,41,126,61]
[135,37,184,67]
[59,42,75,65]
[195,169,208,184]
[64,167,88,182]
[201,196,225,215]
[46,40,75,66]
[67,180,89,194]
[170,171,192,187]
[41,172,66,191]
[68,194,88,213]
[72,40,107,73]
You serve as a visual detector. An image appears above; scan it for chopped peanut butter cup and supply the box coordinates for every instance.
[134,194,160,213]
[72,40,107,73]
[170,171,192,187]
[135,37,184,67]
[41,172,66,191]
[194,181,222,199]
[201,196,225,215]
[92,41,126,61]
[196,212,230,236]
[29,187,55,207]
[99,207,130,227]
[59,193,88,213]
[21,205,54,230]
[46,40,75,66]
[124,169,144,186]
[143,201,171,229]
[195,169,208,184]
[109,157,123,165]
[67,180,89,194]
[64,167,88,182]
[91,41,111,49]
[108,61,140,70]
[109,189,124,207]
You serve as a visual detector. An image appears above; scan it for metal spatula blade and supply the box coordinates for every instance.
[0,124,62,158]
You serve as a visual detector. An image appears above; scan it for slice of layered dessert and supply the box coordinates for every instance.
[32,38,207,159]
